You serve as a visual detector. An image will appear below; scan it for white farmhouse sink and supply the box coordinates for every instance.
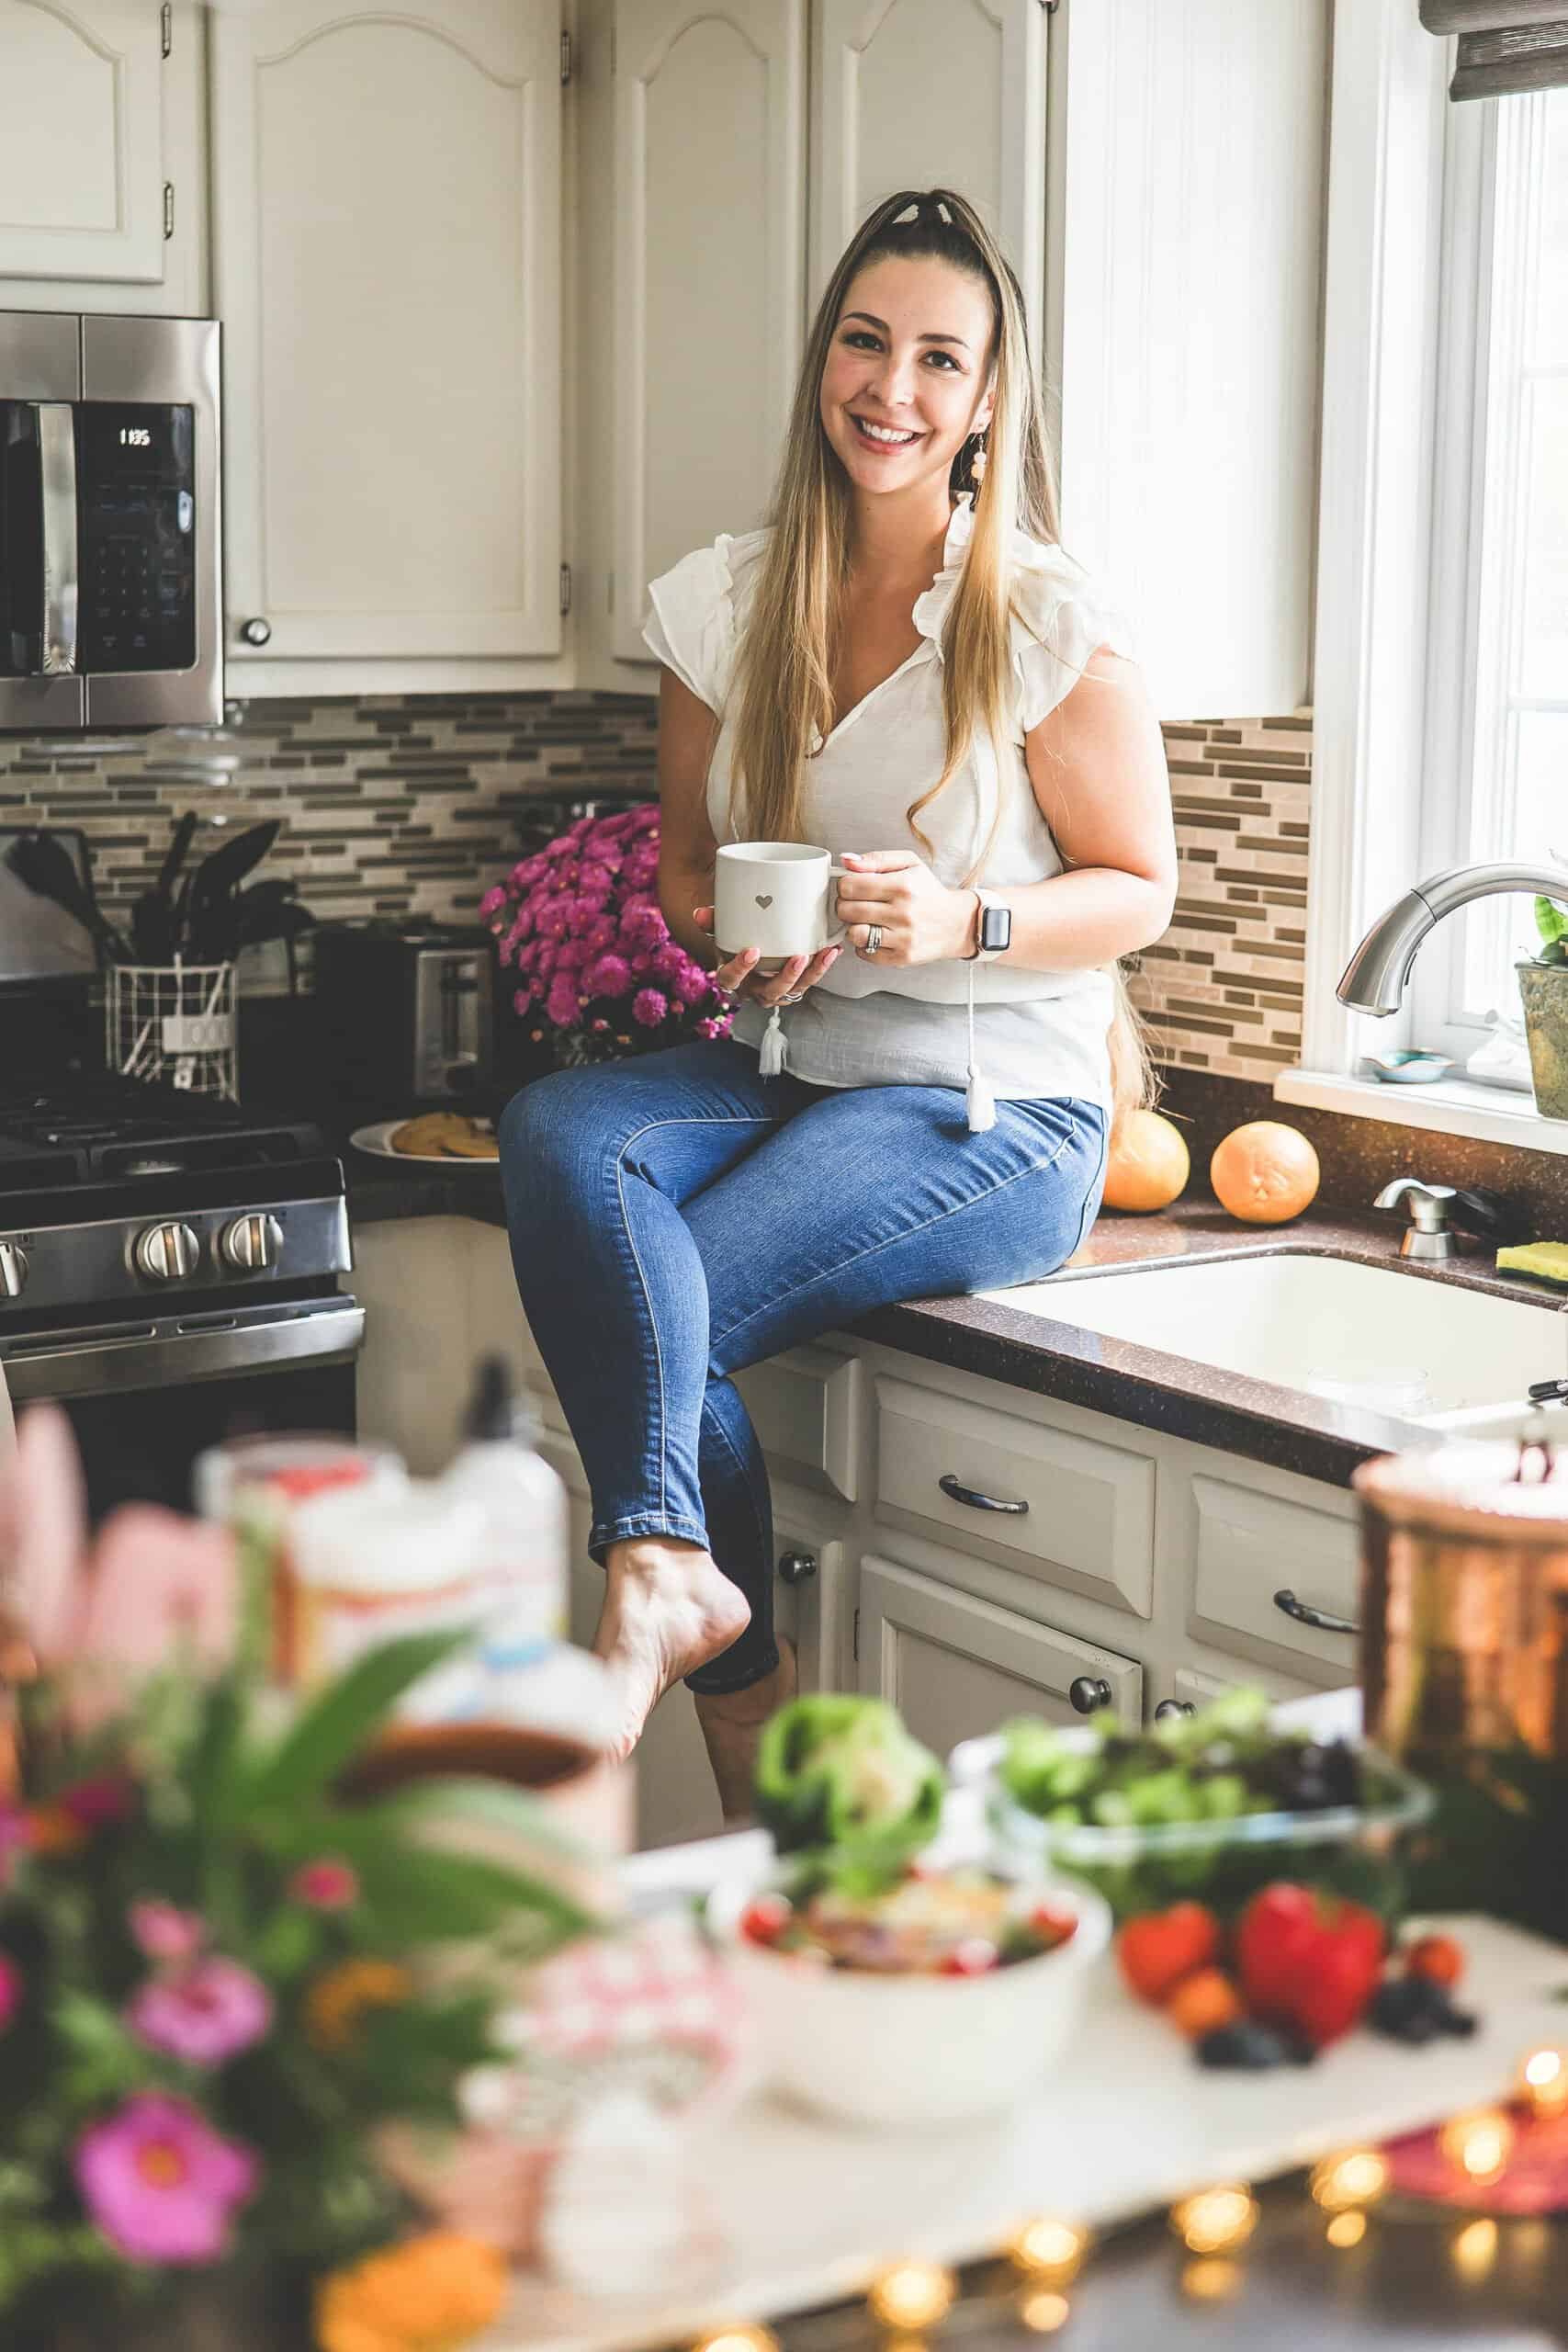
[985,1252,1566,1426]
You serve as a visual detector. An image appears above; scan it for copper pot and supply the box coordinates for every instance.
[1355,1429,1568,1768]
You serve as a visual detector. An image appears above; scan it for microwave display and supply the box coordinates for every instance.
[75,402,197,673]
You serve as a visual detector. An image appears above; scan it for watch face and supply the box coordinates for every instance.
[980,903,1011,953]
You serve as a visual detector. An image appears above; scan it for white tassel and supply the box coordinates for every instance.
[963,957,994,1129]
[759,1004,787,1076]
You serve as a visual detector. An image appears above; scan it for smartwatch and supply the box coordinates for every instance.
[966,887,1011,962]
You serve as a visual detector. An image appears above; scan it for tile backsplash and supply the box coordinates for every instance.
[0,691,660,934]
[2,693,1308,1079]
[1134,716,1312,1084]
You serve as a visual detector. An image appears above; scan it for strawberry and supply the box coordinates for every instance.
[1116,1902,1220,2004]
[1235,1883,1384,2048]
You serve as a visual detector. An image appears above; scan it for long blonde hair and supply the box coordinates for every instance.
[726,187,1153,1120]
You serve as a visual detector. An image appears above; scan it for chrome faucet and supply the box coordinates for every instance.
[1337,860,1568,1015]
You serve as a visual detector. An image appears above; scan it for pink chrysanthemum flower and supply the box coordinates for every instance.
[128,1899,207,1964]
[74,2094,258,2265]
[127,1957,273,2065]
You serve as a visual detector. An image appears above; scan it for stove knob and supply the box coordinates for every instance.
[0,1240,28,1297]
[220,1212,283,1272]
[133,1221,200,1282]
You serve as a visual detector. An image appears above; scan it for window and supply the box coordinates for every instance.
[1411,87,1568,1073]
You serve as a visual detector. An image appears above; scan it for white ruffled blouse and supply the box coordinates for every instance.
[641,495,1134,1109]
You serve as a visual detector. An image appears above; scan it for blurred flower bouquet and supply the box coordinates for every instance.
[482,804,732,1068]
[0,1409,595,2350]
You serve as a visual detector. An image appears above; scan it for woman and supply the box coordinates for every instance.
[501,189,1175,1816]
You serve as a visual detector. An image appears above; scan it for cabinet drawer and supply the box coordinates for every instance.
[873,1374,1155,1617]
[1189,1473,1359,1676]
[858,1554,1143,1759]
[734,1345,861,1501]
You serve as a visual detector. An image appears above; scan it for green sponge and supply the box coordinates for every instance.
[1497,1242,1568,1286]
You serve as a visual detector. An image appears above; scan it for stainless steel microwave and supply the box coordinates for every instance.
[0,312,221,731]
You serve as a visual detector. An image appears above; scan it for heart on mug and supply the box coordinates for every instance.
[755,894,773,909]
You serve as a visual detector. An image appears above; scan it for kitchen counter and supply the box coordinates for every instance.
[342,1143,1563,1489]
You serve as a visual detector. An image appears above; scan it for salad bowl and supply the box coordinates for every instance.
[705,1856,1110,2129]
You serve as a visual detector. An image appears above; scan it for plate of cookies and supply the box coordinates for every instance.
[350,1113,501,1164]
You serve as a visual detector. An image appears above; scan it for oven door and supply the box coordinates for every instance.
[1,1295,363,1519]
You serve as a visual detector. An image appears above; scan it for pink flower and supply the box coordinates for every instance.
[577,861,614,901]
[0,1952,22,2032]
[582,952,631,1000]
[127,1958,273,2065]
[129,1900,207,1964]
[694,1015,728,1040]
[289,1859,358,1911]
[617,903,665,954]
[74,2094,258,2266]
[60,1777,134,1829]
[545,976,581,1027]
[631,988,669,1029]
[479,884,506,921]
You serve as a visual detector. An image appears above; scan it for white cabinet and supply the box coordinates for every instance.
[1185,1466,1359,1685]
[210,0,563,689]
[0,2,207,316]
[735,1342,862,1502]
[0,0,167,285]
[809,0,1048,345]
[873,1371,1155,1618]
[858,1552,1142,1759]
[1050,0,1328,718]
[605,0,807,663]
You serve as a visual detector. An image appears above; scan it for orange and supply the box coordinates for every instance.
[1210,1121,1320,1225]
[1102,1109,1190,1213]
[1165,1966,1244,2041]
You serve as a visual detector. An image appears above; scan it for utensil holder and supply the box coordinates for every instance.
[106,958,238,1100]
[1517,958,1568,1119]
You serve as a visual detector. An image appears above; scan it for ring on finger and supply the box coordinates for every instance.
[864,922,884,956]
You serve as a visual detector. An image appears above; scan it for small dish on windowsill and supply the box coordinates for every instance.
[1360,1048,1456,1086]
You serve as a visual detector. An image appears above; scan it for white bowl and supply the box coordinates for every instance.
[705,1862,1110,2129]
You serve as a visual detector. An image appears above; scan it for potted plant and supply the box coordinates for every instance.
[1517,897,1568,1120]
[482,805,733,1070]
[0,1423,597,2351]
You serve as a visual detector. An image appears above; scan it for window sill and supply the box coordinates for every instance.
[1274,1068,1568,1159]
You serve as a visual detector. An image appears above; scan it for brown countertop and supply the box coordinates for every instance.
[344,1147,1567,1491]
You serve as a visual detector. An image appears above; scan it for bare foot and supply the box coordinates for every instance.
[694,1637,798,1823]
[593,1539,750,1761]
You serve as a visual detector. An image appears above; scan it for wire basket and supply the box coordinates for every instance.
[106,960,239,1100]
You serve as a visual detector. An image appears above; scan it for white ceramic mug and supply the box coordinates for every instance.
[714,842,849,974]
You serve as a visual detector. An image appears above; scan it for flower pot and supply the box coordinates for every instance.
[1517,958,1568,1119]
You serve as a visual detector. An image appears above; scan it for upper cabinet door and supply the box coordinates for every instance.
[212,0,562,670]
[611,0,806,664]
[0,1,166,283]
[1052,0,1328,719]
[809,0,1048,352]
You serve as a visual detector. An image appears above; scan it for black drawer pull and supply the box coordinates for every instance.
[1273,1588,1358,1637]
[939,1472,1028,1516]
[1155,1699,1197,1722]
[777,1549,818,1585]
[1069,1676,1112,1715]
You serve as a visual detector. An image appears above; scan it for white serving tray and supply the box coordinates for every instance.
[484,1907,1568,2352]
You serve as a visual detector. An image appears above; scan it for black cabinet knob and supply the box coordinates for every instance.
[777,1549,818,1585]
[1068,1675,1112,1715]
[1155,1699,1197,1722]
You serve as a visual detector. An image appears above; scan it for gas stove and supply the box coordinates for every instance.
[0,872,362,1513]
[0,1071,361,1510]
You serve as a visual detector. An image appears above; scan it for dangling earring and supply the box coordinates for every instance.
[967,429,989,502]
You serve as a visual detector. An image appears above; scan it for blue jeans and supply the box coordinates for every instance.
[499,1042,1107,1694]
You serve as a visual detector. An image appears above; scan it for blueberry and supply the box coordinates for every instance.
[1438,2007,1479,2039]
[1275,2026,1320,2066]
[1370,1980,1427,2030]
[1197,2023,1288,2071]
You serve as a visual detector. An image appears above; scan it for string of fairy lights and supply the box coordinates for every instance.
[684,2043,1568,2352]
